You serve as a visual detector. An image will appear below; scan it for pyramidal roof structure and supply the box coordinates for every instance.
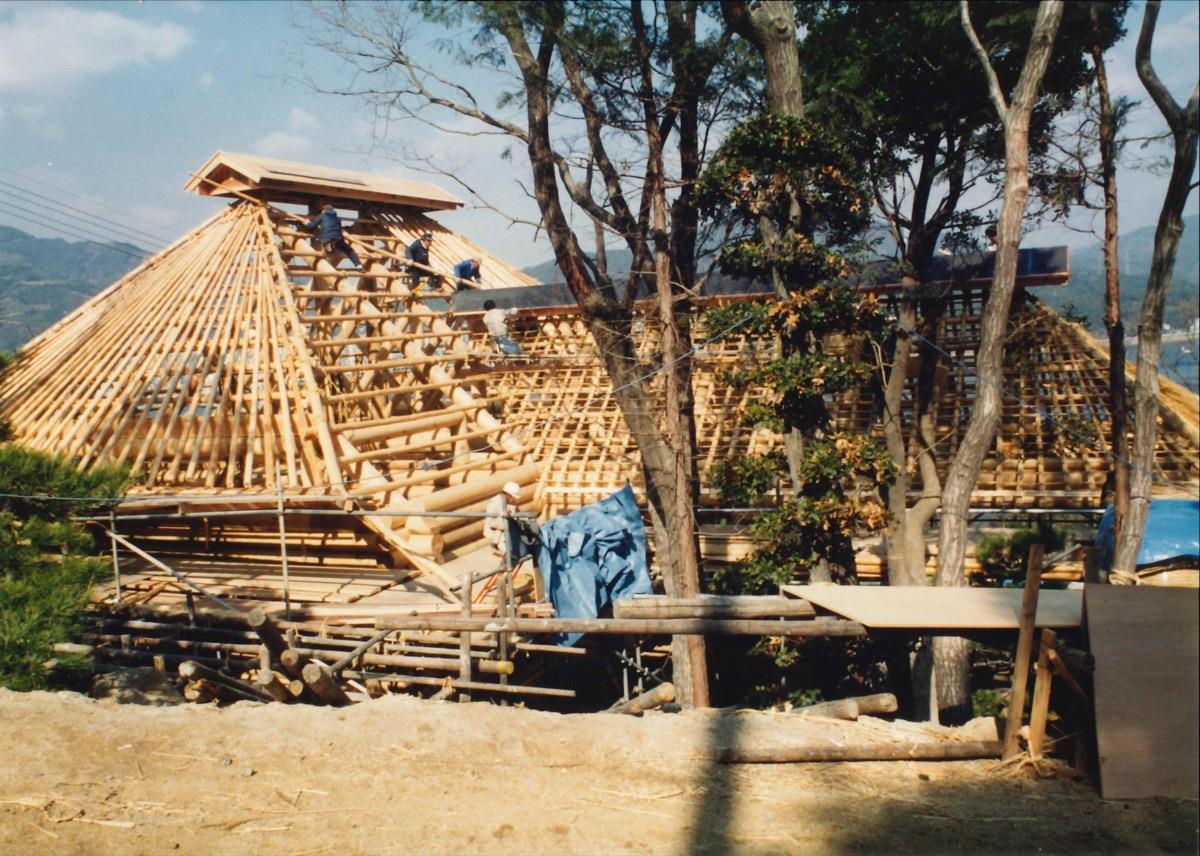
[1,153,1197,597]
[0,154,541,591]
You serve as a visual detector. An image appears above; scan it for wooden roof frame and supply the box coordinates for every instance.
[185,151,464,211]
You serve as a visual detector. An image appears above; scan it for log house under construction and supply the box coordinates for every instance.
[1,153,1196,704]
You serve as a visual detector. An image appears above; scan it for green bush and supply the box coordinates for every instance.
[0,445,128,690]
[972,687,1007,719]
[973,521,1066,586]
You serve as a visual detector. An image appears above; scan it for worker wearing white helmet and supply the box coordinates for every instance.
[484,481,522,555]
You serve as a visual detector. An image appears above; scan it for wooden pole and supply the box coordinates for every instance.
[108,512,122,602]
[276,464,291,621]
[716,740,1003,764]
[301,661,351,706]
[1003,543,1044,758]
[255,669,293,703]
[330,629,391,675]
[339,669,575,699]
[246,608,288,662]
[280,648,311,680]
[609,683,676,715]
[459,568,473,703]
[1027,628,1057,759]
[376,616,867,637]
[178,659,271,703]
[791,693,899,721]
[613,596,817,620]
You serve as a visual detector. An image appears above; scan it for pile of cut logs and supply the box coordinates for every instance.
[90,604,580,705]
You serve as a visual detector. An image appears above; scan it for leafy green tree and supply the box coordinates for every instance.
[698,114,895,588]
[800,1,1128,590]
[0,445,127,690]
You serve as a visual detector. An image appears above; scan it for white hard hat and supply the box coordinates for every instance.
[502,481,522,498]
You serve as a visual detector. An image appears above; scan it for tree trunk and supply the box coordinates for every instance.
[635,0,707,706]
[1112,1,1200,574]
[1091,33,1130,557]
[935,0,1064,724]
[498,8,709,706]
[721,1,803,117]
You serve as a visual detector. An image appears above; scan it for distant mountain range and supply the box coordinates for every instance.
[1037,214,1199,334]
[0,226,142,351]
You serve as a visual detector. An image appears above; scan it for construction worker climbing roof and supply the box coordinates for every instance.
[303,202,363,270]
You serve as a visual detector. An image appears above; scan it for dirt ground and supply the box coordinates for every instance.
[0,688,1196,856]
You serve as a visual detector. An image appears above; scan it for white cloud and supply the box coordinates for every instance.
[198,71,214,88]
[289,107,319,131]
[249,130,313,160]
[0,5,191,94]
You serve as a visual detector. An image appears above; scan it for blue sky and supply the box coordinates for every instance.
[0,0,1197,269]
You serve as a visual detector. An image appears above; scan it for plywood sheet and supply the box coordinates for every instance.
[780,584,1083,630]
[1087,585,1199,800]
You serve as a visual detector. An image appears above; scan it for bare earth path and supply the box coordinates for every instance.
[1,689,1195,855]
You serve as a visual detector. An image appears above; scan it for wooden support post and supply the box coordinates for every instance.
[247,608,288,663]
[609,683,676,715]
[1027,628,1057,759]
[459,568,473,703]
[108,512,122,602]
[1046,648,1088,706]
[276,465,291,621]
[1003,544,1044,759]
[497,570,510,704]
[301,661,351,706]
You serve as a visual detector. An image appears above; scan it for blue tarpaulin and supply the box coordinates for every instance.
[1095,499,1200,570]
[534,484,653,645]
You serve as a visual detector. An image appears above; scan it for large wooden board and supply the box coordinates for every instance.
[780,584,1083,630]
[1087,585,1199,800]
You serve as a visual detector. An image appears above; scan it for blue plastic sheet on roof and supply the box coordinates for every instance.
[1095,499,1200,570]
[534,484,653,645]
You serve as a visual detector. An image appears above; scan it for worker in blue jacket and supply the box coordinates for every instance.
[405,231,441,293]
[452,257,482,290]
[303,202,363,270]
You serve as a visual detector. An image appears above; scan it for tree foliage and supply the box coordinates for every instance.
[0,445,128,690]
[699,112,894,589]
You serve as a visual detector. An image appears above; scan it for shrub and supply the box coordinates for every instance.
[0,446,128,690]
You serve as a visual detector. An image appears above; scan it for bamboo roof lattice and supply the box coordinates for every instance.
[2,153,1197,600]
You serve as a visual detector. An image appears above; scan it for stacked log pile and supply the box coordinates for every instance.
[89,605,580,705]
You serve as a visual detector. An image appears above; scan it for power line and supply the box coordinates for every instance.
[0,165,179,239]
[0,180,173,249]
[0,200,150,260]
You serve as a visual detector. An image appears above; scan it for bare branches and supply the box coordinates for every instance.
[1136,1,1200,139]
[960,1,1010,120]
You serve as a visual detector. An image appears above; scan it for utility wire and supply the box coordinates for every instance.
[0,200,152,259]
[0,165,178,240]
[0,180,173,249]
